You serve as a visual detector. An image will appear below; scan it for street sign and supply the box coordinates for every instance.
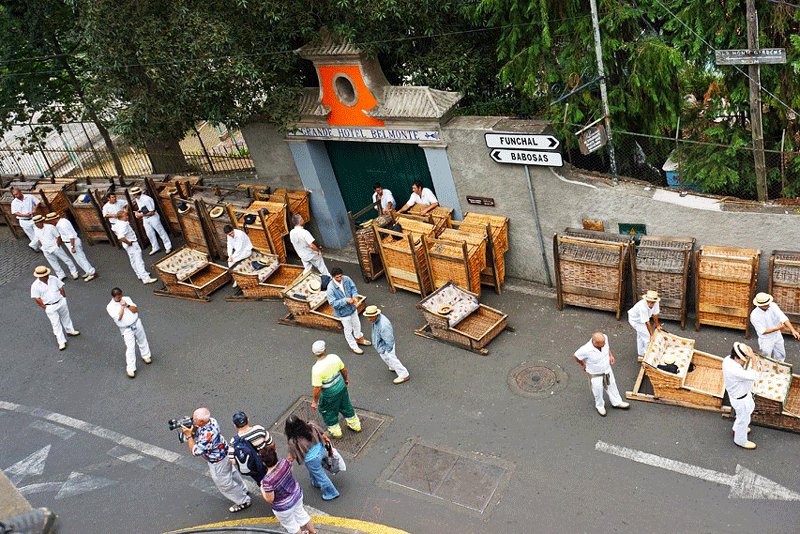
[489,148,563,167]
[578,123,608,155]
[715,48,786,65]
[485,132,559,150]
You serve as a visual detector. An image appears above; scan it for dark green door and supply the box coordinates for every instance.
[325,141,434,221]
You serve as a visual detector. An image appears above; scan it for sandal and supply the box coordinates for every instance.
[229,500,251,513]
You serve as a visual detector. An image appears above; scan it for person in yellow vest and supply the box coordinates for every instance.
[309,340,361,438]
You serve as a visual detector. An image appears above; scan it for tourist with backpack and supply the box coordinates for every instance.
[229,411,273,484]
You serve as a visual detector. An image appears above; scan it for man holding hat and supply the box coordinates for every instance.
[750,292,799,362]
[48,212,96,282]
[310,340,361,438]
[106,287,152,378]
[33,214,79,281]
[723,342,762,449]
[573,332,630,416]
[131,186,171,256]
[115,210,157,284]
[102,192,128,231]
[364,305,410,384]
[9,187,41,251]
[327,267,371,354]
[628,290,662,357]
[30,266,80,351]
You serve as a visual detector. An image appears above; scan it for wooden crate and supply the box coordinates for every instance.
[463,212,509,254]
[67,188,113,244]
[694,245,760,336]
[451,219,504,293]
[272,187,311,223]
[425,228,487,295]
[376,225,434,296]
[633,236,695,328]
[769,250,800,332]
[348,200,392,282]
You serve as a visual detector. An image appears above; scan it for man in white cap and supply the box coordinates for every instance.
[9,187,41,251]
[628,290,662,357]
[115,210,157,284]
[573,332,630,416]
[364,305,410,384]
[131,186,171,256]
[290,214,330,276]
[722,342,761,449]
[310,340,361,438]
[750,292,799,362]
[102,192,128,231]
[106,286,152,378]
[33,214,78,281]
[47,212,96,282]
[30,265,80,351]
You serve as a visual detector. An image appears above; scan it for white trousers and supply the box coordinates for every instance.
[339,310,364,351]
[301,254,330,276]
[67,238,95,276]
[207,458,249,506]
[143,215,171,252]
[730,393,755,446]
[123,242,150,282]
[589,368,624,410]
[379,345,409,379]
[120,319,151,373]
[630,321,651,356]
[44,300,74,344]
[19,219,39,250]
[758,335,786,362]
[43,247,77,279]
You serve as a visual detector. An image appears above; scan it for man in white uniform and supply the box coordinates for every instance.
[106,287,152,378]
[749,292,799,362]
[723,342,761,449]
[10,187,41,251]
[225,224,252,288]
[115,210,157,284]
[573,332,630,416]
[289,214,329,276]
[398,180,438,213]
[33,215,78,281]
[130,186,171,255]
[48,212,96,282]
[30,265,80,351]
[102,192,128,231]
[372,182,395,214]
[628,290,662,357]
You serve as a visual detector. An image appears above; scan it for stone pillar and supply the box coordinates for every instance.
[422,145,462,219]
[287,140,351,249]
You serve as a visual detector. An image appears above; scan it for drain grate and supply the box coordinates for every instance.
[507,361,567,398]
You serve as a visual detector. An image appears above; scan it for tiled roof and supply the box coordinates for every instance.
[296,41,361,59]
[297,88,330,118]
[365,87,462,120]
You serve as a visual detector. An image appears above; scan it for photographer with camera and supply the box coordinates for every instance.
[181,407,251,513]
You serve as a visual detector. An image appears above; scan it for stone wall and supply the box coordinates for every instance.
[240,122,303,189]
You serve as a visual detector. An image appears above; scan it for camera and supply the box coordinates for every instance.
[168,416,194,443]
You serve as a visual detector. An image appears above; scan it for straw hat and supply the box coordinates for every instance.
[44,212,58,221]
[438,305,453,315]
[129,186,143,195]
[32,214,45,223]
[209,206,225,218]
[660,354,676,366]
[33,265,51,278]
[177,201,190,214]
[308,278,322,292]
[312,340,326,355]
[364,305,381,318]
[753,292,773,307]
[642,290,660,302]
[733,342,754,361]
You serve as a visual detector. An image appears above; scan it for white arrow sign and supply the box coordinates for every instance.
[596,440,800,501]
[485,132,560,150]
[489,148,563,167]
[3,444,51,485]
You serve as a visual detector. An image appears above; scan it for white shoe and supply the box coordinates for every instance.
[126,370,135,378]
[736,440,757,450]
[142,356,152,364]
[149,249,160,256]
[352,347,364,355]
[67,330,80,337]
[143,277,158,284]
[71,272,79,280]
[84,273,97,282]
[393,376,411,384]
[165,248,172,254]
[58,342,66,351]
[597,406,607,416]
[612,402,630,410]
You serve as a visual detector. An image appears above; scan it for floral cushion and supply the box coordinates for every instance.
[751,354,792,403]
[420,283,480,327]
[232,250,279,282]
[286,273,326,308]
[157,247,208,282]
[643,330,695,379]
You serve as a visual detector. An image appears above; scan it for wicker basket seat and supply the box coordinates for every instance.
[634,236,694,327]
[419,283,480,328]
[394,216,436,240]
[156,247,209,281]
[426,229,487,295]
[153,246,231,301]
[695,246,760,334]
[229,249,303,300]
[284,273,327,309]
[750,354,792,404]
[746,353,800,432]
[281,272,367,331]
[232,250,280,282]
[463,212,509,253]
[642,331,696,380]
[769,250,800,332]
[376,225,433,296]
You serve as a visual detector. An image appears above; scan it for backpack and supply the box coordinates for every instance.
[231,435,265,479]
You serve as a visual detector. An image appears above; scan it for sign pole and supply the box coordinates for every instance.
[524,165,552,287]
[746,0,768,201]
[589,0,618,184]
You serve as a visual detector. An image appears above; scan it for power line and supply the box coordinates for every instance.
[767,0,800,9]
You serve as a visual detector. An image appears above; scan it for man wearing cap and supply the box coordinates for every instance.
[750,292,799,362]
[115,210,157,284]
[102,192,128,230]
[723,343,762,449]
[364,305,410,384]
[33,214,79,281]
[10,187,41,251]
[310,340,361,438]
[48,212,96,282]
[30,266,80,351]
[327,267,371,355]
[290,214,330,276]
[228,411,274,484]
[628,290,662,357]
[573,332,630,416]
[372,182,395,214]
[131,186,171,256]
[106,287,152,378]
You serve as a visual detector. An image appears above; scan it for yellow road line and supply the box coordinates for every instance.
[165,514,409,534]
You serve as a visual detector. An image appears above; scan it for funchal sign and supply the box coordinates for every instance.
[485,132,563,167]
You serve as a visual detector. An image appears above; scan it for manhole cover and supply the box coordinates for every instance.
[507,361,567,399]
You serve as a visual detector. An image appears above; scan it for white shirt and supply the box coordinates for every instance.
[227,228,253,260]
[114,220,137,248]
[103,199,129,226]
[405,187,437,208]
[722,356,760,399]
[628,299,659,325]
[135,194,156,216]
[34,224,62,253]
[107,296,139,328]
[30,276,64,304]
[750,303,788,342]
[290,226,317,262]
[372,189,396,212]
[55,218,79,243]
[11,194,39,219]
[574,335,612,374]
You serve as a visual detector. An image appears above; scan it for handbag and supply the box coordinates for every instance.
[321,442,346,474]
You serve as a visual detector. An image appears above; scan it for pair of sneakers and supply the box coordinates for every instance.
[596,402,630,416]
[58,330,81,350]
[352,338,372,355]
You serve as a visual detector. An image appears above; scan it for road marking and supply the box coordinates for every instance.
[596,440,800,501]
[17,482,63,496]
[107,445,159,470]
[29,420,75,440]
[4,444,51,485]
[166,515,409,534]
[55,472,116,500]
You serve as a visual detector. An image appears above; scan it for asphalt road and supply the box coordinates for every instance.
[1,226,799,533]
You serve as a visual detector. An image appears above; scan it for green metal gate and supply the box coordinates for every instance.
[325,141,434,220]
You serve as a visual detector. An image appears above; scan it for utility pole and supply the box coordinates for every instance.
[746,0,767,201]
[589,0,618,183]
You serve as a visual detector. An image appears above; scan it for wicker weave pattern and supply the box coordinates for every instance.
[463,212,509,253]
[770,251,800,328]
[695,246,760,333]
[427,230,487,294]
[634,236,694,324]
[272,188,311,223]
[176,205,209,253]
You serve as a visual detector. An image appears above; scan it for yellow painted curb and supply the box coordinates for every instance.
[165,515,410,534]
